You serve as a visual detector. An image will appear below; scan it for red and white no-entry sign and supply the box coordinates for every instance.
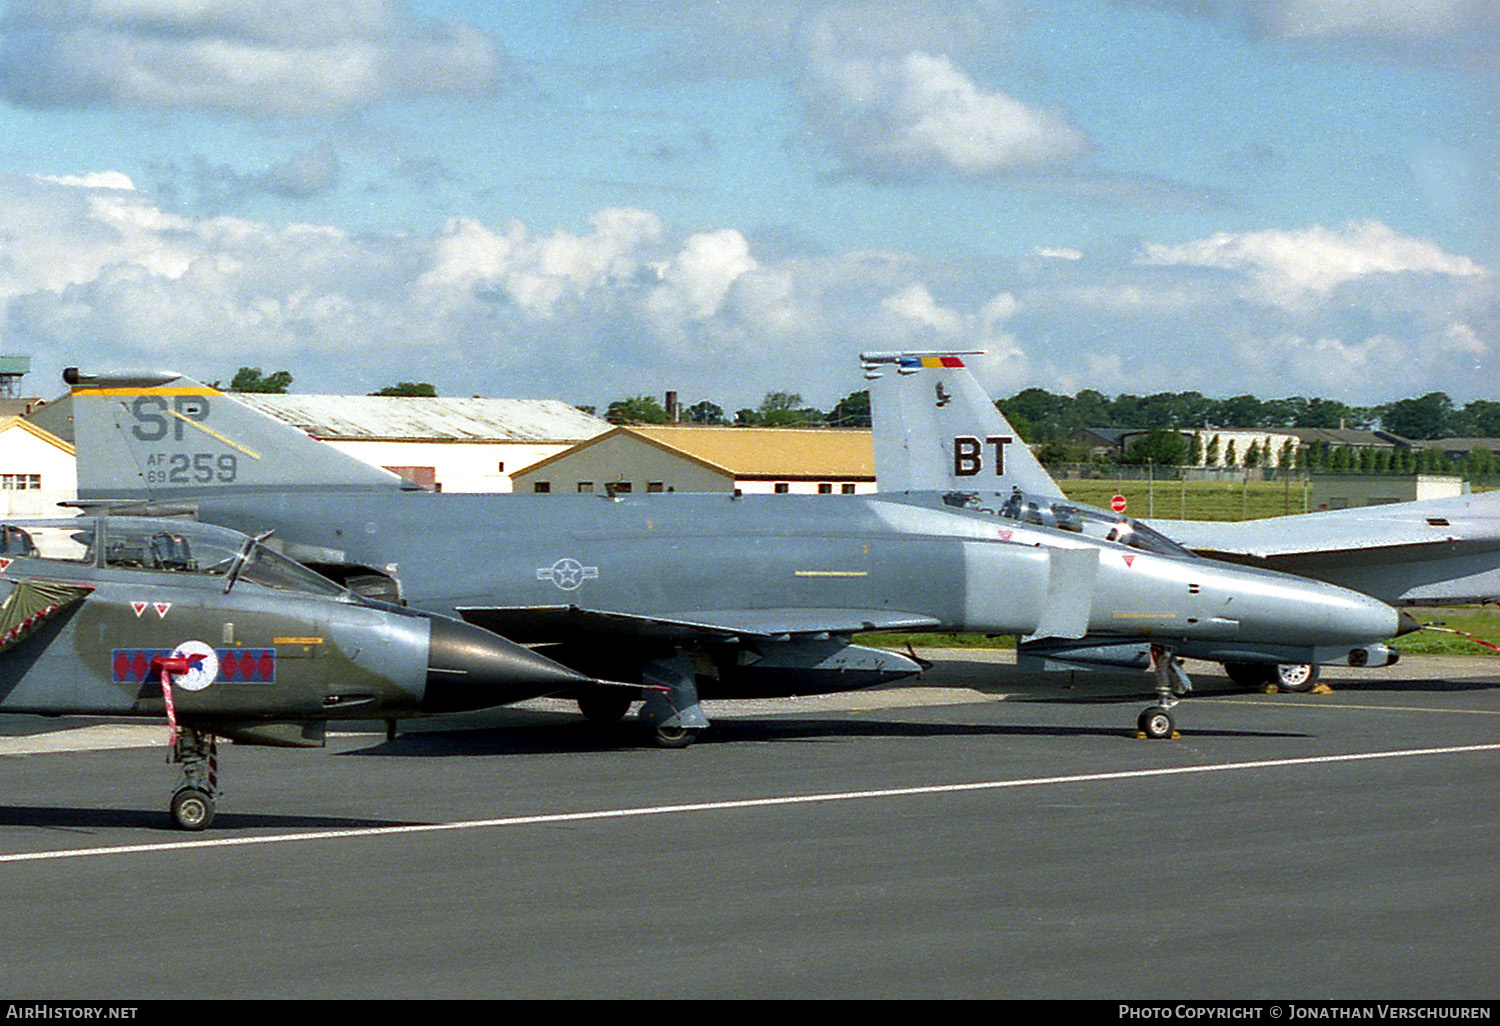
[1110,494,1128,513]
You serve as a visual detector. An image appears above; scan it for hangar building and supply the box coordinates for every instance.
[512,426,876,496]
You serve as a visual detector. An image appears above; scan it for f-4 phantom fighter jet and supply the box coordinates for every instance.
[59,369,1408,741]
[0,517,599,828]
[862,350,1460,689]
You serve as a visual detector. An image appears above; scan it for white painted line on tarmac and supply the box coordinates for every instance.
[2,742,1496,865]
[1197,698,1500,717]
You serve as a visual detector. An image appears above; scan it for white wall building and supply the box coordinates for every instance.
[238,395,610,492]
[0,416,78,515]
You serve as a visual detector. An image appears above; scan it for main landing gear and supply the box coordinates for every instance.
[1222,661,1321,693]
[1138,645,1192,740]
[575,654,710,748]
[168,727,219,831]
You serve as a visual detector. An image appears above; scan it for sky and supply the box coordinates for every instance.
[0,0,1494,411]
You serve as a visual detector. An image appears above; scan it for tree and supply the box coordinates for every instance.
[605,395,670,425]
[685,400,726,425]
[1381,392,1454,439]
[756,391,822,427]
[228,367,292,393]
[1206,434,1221,467]
[370,381,437,397]
[826,390,870,427]
[1121,429,1190,466]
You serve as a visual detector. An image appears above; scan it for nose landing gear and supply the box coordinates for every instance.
[1137,645,1191,740]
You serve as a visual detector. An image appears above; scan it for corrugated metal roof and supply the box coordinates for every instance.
[628,426,874,478]
[238,395,610,444]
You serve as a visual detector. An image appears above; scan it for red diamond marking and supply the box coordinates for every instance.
[257,653,275,680]
[114,653,130,679]
[131,652,149,680]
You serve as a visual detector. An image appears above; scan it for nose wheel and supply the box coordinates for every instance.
[1138,645,1189,739]
[167,727,220,830]
[1137,706,1176,740]
[170,787,215,831]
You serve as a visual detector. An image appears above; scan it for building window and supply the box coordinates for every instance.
[817,483,832,494]
[606,482,633,496]
[0,474,40,490]
[533,482,551,493]
[774,482,789,494]
[841,483,856,494]
[496,461,505,473]
[577,482,594,494]
[647,481,664,493]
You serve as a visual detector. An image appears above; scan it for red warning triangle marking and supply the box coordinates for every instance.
[1123,554,1136,568]
[131,602,147,617]
[997,530,1012,541]
[154,602,172,618]
[0,558,11,573]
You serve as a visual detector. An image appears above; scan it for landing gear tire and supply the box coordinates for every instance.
[1137,707,1176,740]
[1223,662,1275,689]
[170,787,215,831]
[650,724,699,749]
[577,691,633,725]
[1275,663,1320,692]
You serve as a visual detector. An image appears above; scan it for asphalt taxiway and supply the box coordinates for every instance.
[0,651,1496,999]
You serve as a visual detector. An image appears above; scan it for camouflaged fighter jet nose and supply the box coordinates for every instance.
[422,616,594,713]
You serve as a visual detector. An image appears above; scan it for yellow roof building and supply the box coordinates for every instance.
[512,426,876,496]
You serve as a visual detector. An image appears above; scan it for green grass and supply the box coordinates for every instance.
[1392,606,1500,657]
[1059,478,1312,521]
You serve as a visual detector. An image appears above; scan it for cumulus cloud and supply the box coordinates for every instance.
[0,0,506,116]
[1140,221,1486,309]
[1,173,1495,407]
[803,51,1089,179]
[587,1,1085,182]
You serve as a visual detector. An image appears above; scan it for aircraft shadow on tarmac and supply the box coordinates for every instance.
[342,715,1309,759]
[0,804,422,833]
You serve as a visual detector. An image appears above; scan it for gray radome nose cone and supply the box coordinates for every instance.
[1395,611,1423,637]
[423,617,593,713]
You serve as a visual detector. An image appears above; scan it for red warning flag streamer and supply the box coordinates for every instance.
[152,653,203,755]
[1421,625,1500,654]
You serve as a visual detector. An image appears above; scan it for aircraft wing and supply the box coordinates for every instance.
[1148,491,1500,603]
[455,605,943,645]
[1149,490,1500,563]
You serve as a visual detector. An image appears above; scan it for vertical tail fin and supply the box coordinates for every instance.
[64,369,409,501]
[861,352,1066,499]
